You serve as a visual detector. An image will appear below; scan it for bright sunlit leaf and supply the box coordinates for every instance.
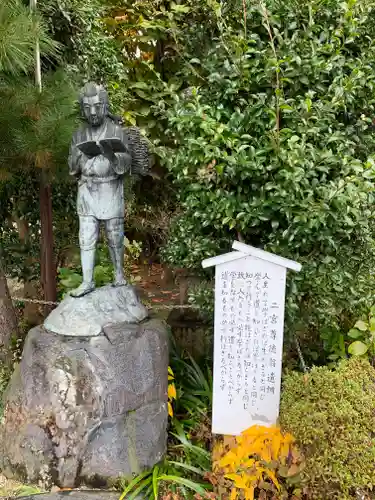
[230,487,238,500]
[167,401,173,417]
[168,383,177,400]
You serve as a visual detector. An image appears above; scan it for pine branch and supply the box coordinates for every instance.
[0,0,60,74]
[0,71,78,174]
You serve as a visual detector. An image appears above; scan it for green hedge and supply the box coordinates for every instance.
[280,357,375,499]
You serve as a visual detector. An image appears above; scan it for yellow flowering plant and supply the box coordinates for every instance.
[212,425,304,500]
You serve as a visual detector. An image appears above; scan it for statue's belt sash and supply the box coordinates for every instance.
[79,174,119,187]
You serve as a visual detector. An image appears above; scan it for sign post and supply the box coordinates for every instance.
[202,241,301,436]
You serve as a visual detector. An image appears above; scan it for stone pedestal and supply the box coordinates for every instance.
[22,493,124,500]
[0,287,168,488]
[44,284,149,337]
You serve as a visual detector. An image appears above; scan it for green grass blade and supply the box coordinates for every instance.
[119,470,152,500]
[145,484,153,499]
[158,474,210,495]
[168,460,208,476]
[172,418,189,444]
[181,393,209,409]
[171,434,211,460]
[170,447,211,472]
[128,477,153,500]
[152,465,159,499]
[189,355,211,393]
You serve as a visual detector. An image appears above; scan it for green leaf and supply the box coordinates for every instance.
[158,474,210,494]
[347,329,362,339]
[119,469,152,500]
[328,354,340,360]
[152,465,159,498]
[14,486,42,497]
[129,81,149,90]
[171,3,191,13]
[354,320,368,332]
[128,477,153,500]
[348,341,368,356]
[168,460,208,477]
[289,135,299,143]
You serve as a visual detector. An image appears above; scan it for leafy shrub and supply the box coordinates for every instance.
[318,304,375,365]
[280,357,375,499]
[345,306,375,361]
[158,0,375,355]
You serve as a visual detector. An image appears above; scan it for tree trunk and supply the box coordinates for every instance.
[13,215,29,243]
[12,214,44,325]
[39,173,57,311]
[0,258,18,361]
[154,39,166,80]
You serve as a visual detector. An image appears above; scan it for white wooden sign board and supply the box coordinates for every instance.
[202,241,301,436]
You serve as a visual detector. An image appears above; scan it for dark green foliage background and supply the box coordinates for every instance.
[2,1,375,497]
[156,0,375,359]
[2,0,375,363]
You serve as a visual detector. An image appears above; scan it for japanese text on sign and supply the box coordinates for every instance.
[212,255,286,435]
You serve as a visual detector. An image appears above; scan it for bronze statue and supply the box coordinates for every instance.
[68,82,149,298]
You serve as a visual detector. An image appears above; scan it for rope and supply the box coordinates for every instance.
[11,297,59,306]
[11,297,309,369]
[10,295,198,310]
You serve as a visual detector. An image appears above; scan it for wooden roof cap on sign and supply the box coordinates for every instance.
[201,240,302,272]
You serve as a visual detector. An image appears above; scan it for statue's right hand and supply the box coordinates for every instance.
[99,142,116,161]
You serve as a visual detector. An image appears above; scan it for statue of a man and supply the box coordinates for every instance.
[68,82,132,298]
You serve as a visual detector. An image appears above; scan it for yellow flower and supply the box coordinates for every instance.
[168,383,177,400]
[213,424,303,498]
[230,487,238,500]
[168,401,173,417]
[244,486,255,500]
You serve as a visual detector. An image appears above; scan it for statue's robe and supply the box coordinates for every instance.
[69,118,131,221]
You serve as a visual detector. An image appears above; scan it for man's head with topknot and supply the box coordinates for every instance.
[79,82,109,127]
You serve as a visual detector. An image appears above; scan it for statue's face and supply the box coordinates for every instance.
[82,94,105,127]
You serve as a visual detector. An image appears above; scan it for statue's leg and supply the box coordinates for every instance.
[105,217,127,287]
[70,216,99,298]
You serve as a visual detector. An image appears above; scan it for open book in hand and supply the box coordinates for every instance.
[77,138,128,157]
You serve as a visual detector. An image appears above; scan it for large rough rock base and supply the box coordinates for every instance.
[0,318,168,488]
[21,492,144,500]
[22,493,121,500]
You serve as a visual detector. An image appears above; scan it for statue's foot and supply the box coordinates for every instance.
[113,277,128,288]
[70,281,95,298]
